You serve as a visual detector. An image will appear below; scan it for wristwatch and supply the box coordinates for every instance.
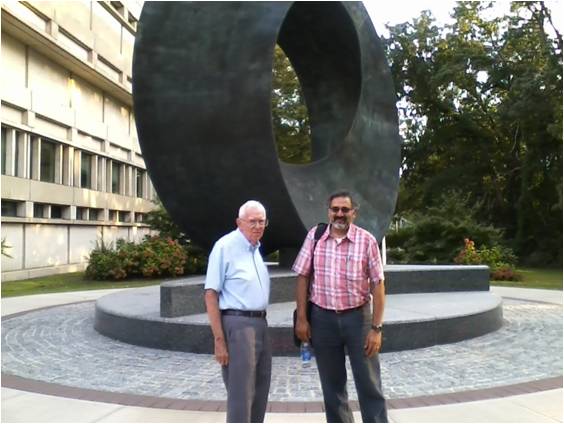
[371,324,383,333]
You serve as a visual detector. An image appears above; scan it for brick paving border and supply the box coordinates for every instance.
[1,372,561,412]
[2,298,562,412]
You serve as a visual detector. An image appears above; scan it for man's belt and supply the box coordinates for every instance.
[221,309,267,318]
[316,302,368,314]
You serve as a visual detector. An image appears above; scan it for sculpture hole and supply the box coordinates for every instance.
[271,45,313,165]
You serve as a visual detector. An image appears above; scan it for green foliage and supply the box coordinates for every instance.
[1,237,13,258]
[135,236,187,278]
[85,240,127,280]
[454,238,521,281]
[271,45,312,164]
[383,2,562,265]
[386,191,502,264]
[86,236,189,280]
[490,265,522,282]
[183,244,208,275]
[144,201,190,245]
[1,272,164,298]
[144,201,208,273]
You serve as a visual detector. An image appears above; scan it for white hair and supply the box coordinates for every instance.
[238,200,266,218]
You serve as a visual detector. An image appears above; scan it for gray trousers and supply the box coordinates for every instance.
[221,315,272,422]
[311,303,388,423]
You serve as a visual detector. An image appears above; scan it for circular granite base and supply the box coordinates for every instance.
[95,286,503,355]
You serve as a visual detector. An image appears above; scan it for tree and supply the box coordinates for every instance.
[383,1,562,265]
[271,45,312,164]
[144,200,190,245]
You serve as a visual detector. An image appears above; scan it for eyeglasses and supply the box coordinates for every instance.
[243,219,269,228]
[329,206,353,214]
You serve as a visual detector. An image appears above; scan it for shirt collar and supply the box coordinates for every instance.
[346,224,357,242]
[323,223,357,243]
[236,228,261,252]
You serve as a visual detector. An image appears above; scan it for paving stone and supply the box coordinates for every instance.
[1,299,561,402]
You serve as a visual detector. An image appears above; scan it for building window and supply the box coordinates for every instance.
[1,200,19,217]
[51,205,63,219]
[34,203,45,218]
[40,139,57,183]
[135,212,145,223]
[1,127,7,175]
[89,208,102,221]
[136,169,144,198]
[112,162,121,193]
[77,206,88,220]
[81,152,92,189]
[109,209,118,222]
[118,211,129,222]
[14,130,22,177]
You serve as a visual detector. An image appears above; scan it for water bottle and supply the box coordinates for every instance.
[300,342,312,367]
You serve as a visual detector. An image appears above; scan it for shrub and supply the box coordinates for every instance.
[1,237,13,258]
[86,236,188,280]
[116,239,144,276]
[454,238,521,280]
[491,265,523,281]
[183,244,208,274]
[137,235,187,278]
[454,238,481,265]
[386,246,408,264]
[86,241,127,280]
[144,201,190,245]
[386,191,502,264]
[144,200,208,273]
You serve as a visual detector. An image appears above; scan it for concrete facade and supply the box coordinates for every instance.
[1,0,156,281]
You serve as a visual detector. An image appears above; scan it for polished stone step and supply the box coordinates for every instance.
[95,277,503,356]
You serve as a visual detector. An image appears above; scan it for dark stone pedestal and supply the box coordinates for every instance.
[160,265,490,318]
[95,265,503,355]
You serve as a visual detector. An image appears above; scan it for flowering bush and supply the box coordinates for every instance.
[86,241,127,280]
[491,265,522,281]
[137,236,187,278]
[385,191,503,264]
[454,238,521,281]
[454,238,481,265]
[86,236,188,280]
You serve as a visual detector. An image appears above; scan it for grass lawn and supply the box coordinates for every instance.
[0,272,173,298]
[491,267,563,290]
[2,267,561,298]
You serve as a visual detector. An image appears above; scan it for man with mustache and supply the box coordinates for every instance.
[205,200,272,422]
[293,191,388,422]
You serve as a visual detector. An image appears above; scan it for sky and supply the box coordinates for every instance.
[364,0,456,35]
[364,1,563,36]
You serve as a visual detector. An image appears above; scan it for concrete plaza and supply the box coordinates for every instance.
[1,286,562,422]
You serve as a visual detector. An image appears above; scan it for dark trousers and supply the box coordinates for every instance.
[311,303,388,423]
[221,315,272,422]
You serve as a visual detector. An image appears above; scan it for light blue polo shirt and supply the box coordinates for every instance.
[205,228,270,311]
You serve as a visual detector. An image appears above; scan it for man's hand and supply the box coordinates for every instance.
[295,317,311,342]
[214,337,229,366]
[204,289,229,366]
[364,330,382,357]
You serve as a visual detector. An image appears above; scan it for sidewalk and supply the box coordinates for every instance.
[1,286,562,423]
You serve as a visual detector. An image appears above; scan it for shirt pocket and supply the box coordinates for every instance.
[346,256,366,281]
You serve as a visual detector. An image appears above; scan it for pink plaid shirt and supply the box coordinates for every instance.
[292,224,385,310]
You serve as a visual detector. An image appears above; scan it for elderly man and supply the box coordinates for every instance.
[204,200,271,423]
[293,191,388,423]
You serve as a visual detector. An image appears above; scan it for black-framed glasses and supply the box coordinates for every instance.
[329,206,353,214]
[243,219,269,228]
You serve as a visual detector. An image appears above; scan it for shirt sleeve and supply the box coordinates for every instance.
[204,241,225,292]
[291,227,316,277]
[368,237,385,284]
